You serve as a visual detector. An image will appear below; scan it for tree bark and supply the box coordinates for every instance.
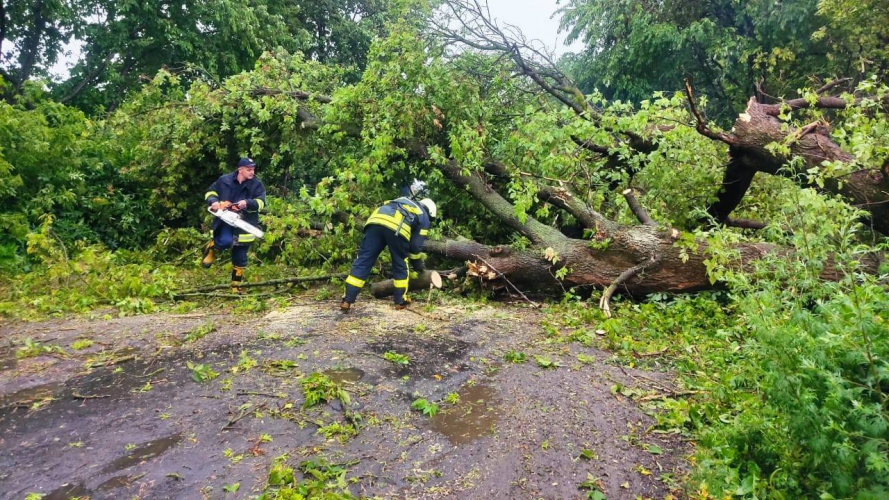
[367,230,880,298]
[0,1,7,63]
[708,98,889,233]
[371,268,466,298]
[14,0,45,96]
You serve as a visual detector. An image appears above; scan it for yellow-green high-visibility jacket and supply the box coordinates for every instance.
[366,197,432,270]
[365,197,432,269]
[365,197,430,241]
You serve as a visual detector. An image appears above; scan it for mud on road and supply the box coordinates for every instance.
[0,298,688,499]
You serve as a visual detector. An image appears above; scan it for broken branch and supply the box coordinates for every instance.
[599,255,661,317]
[684,79,735,145]
[724,217,767,230]
[815,78,852,95]
[72,392,110,400]
[173,274,346,298]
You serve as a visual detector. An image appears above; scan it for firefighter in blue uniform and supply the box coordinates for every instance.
[340,195,437,312]
[201,157,267,292]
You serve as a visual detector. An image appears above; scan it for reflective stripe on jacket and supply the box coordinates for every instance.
[365,197,430,242]
[205,171,267,231]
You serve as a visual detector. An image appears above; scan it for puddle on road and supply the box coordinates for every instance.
[0,383,63,409]
[44,482,88,500]
[324,368,365,384]
[97,473,144,491]
[100,433,182,474]
[431,384,500,445]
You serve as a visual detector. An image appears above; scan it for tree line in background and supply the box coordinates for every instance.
[558,0,889,121]
[1,0,389,110]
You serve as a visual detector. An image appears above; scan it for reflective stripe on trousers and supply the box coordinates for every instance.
[343,224,410,304]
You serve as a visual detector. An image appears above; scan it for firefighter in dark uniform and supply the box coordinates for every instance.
[340,196,437,312]
[201,157,267,292]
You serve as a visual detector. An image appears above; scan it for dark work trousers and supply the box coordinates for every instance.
[343,224,410,304]
[213,224,250,267]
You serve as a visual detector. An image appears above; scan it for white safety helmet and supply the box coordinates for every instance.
[418,198,437,218]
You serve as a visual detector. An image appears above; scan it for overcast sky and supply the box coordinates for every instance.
[483,0,583,55]
[50,0,582,78]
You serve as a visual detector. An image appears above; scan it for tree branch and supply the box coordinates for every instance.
[173,274,345,298]
[483,159,616,233]
[570,135,610,155]
[371,268,467,298]
[724,217,767,230]
[599,254,661,317]
[684,78,735,145]
[59,54,113,104]
[538,185,615,231]
[815,77,852,95]
[249,88,333,103]
[622,189,657,226]
[759,94,889,116]
[424,149,566,244]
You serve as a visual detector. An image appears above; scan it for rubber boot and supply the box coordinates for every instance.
[231,266,245,294]
[201,240,216,268]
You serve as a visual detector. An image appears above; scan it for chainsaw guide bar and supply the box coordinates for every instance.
[208,207,265,239]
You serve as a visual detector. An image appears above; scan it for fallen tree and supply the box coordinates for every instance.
[690,86,889,233]
[369,145,881,312]
[435,0,889,233]
[129,6,885,312]
[284,22,883,312]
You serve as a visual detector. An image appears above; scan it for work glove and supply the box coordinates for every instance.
[218,201,233,211]
[409,270,419,280]
[411,260,426,273]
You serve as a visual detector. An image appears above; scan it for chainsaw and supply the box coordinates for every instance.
[208,206,265,239]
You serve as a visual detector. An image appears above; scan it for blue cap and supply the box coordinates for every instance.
[238,157,256,168]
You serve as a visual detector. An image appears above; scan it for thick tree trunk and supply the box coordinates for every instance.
[367,232,881,297]
[708,98,889,233]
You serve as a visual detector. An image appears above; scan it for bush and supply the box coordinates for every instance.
[545,189,889,498]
